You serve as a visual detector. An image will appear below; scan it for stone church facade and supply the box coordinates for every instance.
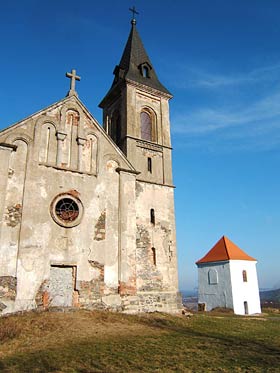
[0,19,181,315]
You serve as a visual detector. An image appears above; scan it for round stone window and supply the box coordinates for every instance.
[51,194,83,227]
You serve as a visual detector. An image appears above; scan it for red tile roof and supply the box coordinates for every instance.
[196,236,256,264]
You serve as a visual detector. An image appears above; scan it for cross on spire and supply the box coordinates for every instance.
[129,6,139,24]
[66,69,81,96]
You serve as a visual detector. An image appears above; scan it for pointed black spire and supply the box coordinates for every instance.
[115,21,171,95]
[99,19,171,108]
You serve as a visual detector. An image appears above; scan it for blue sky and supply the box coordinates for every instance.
[1,0,279,291]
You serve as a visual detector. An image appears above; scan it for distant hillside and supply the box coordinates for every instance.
[260,288,280,302]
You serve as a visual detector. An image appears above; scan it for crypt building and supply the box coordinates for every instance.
[0,18,181,314]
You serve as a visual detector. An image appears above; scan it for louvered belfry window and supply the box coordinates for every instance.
[141,111,152,141]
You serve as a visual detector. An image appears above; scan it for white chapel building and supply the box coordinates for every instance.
[196,236,261,315]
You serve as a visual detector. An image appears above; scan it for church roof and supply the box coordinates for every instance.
[99,20,171,107]
[196,236,257,264]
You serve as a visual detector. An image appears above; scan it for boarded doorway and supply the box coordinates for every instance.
[49,265,76,307]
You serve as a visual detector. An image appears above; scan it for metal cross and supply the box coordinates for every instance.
[66,69,81,96]
[129,6,139,20]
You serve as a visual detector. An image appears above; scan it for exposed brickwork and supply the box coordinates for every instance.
[5,204,22,227]
[66,111,79,126]
[119,279,137,296]
[0,302,7,311]
[35,280,50,308]
[0,276,17,300]
[136,224,163,291]
[67,189,80,198]
[78,261,105,307]
[94,211,106,241]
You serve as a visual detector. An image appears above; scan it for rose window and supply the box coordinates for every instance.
[51,194,83,227]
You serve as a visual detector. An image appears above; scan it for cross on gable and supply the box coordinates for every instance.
[66,69,81,96]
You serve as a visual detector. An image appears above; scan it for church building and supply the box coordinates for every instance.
[0,17,181,314]
[196,236,261,315]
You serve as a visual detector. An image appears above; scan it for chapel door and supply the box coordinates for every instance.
[49,266,74,307]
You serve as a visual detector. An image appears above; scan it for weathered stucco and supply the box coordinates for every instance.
[0,91,181,315]
[0,19,182,314]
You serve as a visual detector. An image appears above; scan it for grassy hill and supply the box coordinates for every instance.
[260,288,280,302]
[0,309,279,372]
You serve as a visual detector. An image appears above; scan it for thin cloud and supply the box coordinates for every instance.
[168,61,280,152]
[172,89,280,152]
[171,63,280,90]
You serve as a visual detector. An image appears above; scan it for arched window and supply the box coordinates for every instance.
[150,208,155,225]
[244,301,248,314]
[139,63,151,78]
[208,269,218,284]
[39,122,56,164]
[151,247,156,266]
[143,66,149,78]
[111,110,121,147]
[141,111,152,141]
[147,157,152,173]
[65,110,80,168]
[242,270,248,282]
[81,134,97,174]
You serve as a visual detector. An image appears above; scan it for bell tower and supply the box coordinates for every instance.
[100,13,180,310]
[99,17,174,187]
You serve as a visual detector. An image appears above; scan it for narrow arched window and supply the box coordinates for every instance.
[150,209,155,225]
[143,66,149,78]
[242,270,247,282]
[141,111,152,141]
[151,247,156,266]
[111,110,121,147]
[39,122,56,164]
[116,114,121,146]
[148,157,152,173]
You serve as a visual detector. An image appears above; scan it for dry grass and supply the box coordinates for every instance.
[0,309,279,372]
[0,318,22,342]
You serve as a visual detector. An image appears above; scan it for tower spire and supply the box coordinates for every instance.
[99,16,171,109]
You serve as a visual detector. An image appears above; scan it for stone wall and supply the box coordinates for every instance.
[122,292,182,314]
[0,276,17,312]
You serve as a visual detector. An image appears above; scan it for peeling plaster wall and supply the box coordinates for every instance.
[135,181,179,294]
[0,97,132,313]
[0,140,28,279]
[0,95,181,315]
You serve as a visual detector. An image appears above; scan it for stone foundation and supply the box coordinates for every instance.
[0,276,17,300]
[122,292,182,314]
[1,274,181,315]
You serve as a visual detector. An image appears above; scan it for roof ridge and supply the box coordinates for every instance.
[222,235,228,260]
[223,235,231,260]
